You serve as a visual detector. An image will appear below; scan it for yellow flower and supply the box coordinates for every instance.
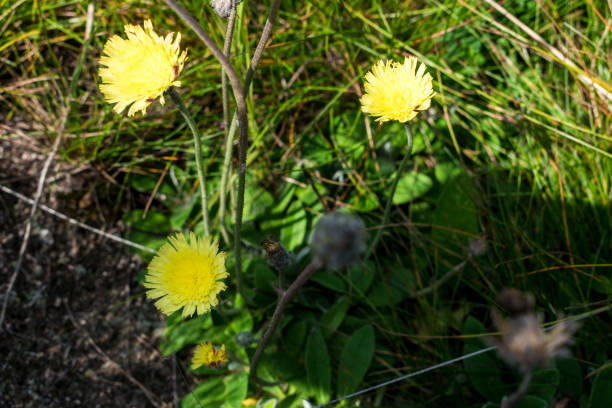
[144,232,228,318]
[99,19,187,117]
[360,56,434,123]
[191,342,227,369]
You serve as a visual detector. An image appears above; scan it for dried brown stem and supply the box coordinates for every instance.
[250,258,322,385]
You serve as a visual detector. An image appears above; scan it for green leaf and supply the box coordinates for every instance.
[311,271,346,292]
[462,316,506,401]
[392,172,433,205]
[348,261,375,293]
[256,399,278,408]
[280,200,308,251]
[587,361,612,408]
[320,297,350,339]
[556,358,582,398]
[161,314,212,356]
[432,174,478,252]
[305,327,331,404]
[368,264,415,306]
[512,396,548,408]
[528,367,559,401]
[349,188,380,212]
[285,320,308,357]
[180,377,225,408]
[337,325,375,395]
[223,371,249,408]
[244,184,274,222]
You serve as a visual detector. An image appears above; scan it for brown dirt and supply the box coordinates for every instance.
[0,137,185,407]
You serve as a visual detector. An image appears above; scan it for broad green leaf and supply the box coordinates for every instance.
[161,314,211,356]
[311,271,346,292]
[556,358,582,398]
[305,327,331,404]
[337,325,375,395]
[180,377,225,408]
[285,320,308,357]
[392,172,433,205]
[528,368,559,401]
[223,371,248,408]
[320,297,350,339]
[368,264,415,306]
[512,396,548,408]
[280,200,307,251]
[587,361,612,408]
[432,174,478,252]
[462,316,506,401]
[348,261,375,293]
[244,184,274,222]
[256,399,278,408]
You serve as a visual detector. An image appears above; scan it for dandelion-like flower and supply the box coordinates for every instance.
[99,19,187,117]
[144,232,227,318]
[360,56,434,123]
[191,342,227,369]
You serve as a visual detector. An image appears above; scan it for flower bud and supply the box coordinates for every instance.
[211,0,238,18]
[311,212,366,270]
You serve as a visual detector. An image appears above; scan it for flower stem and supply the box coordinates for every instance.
[218,0,282,247]
[168,87,210,236]
[250,258,322,385]
[367,122,414,255]
[219,5,238,245]
[502,369,533,408]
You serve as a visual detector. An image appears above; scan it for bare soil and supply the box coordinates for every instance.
[0,137,182,407]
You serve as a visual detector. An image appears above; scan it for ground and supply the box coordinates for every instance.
[0,136,187,407]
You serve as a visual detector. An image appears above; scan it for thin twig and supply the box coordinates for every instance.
[250,258,322,385]
[0,185,156,254]
[64,300,166,408]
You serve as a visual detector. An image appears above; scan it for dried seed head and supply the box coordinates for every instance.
[490,289,577,372]
[211,0,237,18]
[496,288,535,317]
[311,212,367,270]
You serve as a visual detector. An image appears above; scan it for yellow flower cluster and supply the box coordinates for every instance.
[144,232,228,318]
[99,20,187,116]
[191,342,227,369]
[360,56,434,123]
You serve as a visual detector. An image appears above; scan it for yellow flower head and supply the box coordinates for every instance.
[144,232,228,318]
[99,19,188,117]
[191,342,227,369]
[360,56,434,123]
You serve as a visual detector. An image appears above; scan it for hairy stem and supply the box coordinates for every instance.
[163,0,249,299]
[367,122,414,255]
[168,87,210,236]
[250,258,322,385]
[218,0,283,248]
[219,6,238,244]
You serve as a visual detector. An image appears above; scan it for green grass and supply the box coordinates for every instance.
[1,0,611,407]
